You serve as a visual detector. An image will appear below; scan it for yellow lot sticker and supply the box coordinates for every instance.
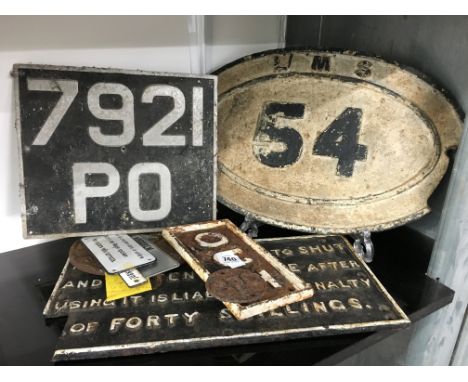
[105,272,152,302]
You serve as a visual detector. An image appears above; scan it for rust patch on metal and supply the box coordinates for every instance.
[69,240,105,276]
[152,274,164,290]
[205,268,270,303]
[215,49,463,233]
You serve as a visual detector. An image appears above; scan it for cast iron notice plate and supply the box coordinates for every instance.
[215,49,463,233]
[14,64,216,238]
[46,235,409,362]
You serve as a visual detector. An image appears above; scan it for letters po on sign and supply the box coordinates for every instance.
[14,65,216,238]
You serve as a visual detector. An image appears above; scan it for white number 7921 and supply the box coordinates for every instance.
[27,79,204,147]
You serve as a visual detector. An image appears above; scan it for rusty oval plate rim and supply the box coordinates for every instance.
[215,48,463,234]
[213,47,464,118]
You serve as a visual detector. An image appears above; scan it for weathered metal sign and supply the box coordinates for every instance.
[163,220,315,320]
[45,235,409,362]
[215,50,463,233]
[14,64,216,238]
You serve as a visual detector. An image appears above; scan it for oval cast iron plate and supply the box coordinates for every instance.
[216,49,463,233]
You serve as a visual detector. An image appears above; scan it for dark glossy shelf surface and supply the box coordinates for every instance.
[0,206,454,365]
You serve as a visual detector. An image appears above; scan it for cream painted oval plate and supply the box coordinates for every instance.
[216,50,463,233]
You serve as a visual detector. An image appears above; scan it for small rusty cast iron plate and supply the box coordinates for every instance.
[47,234,409,362]
[162,220,314,320]
[215,49,463,233]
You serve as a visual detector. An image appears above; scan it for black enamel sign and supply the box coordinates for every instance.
[14,65,216,238]
[44,235,409,362]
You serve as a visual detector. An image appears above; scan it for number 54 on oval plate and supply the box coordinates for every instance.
[215,50,463,233]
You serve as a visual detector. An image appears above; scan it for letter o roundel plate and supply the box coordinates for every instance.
[215,50,463,233]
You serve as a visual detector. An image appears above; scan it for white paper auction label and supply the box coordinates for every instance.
[213,249,246,269]
[82,234,155,274]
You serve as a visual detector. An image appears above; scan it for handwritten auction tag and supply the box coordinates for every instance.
[105,272,152,301]
[82,234,155,274]
[213,249,246,269]
[119,268,147,287]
